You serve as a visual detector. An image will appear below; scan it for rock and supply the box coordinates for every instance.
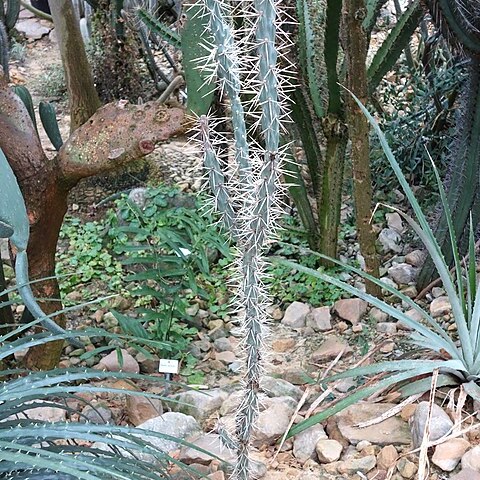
[379,228,403,253]
[104,412,201,463]
[333,403,411,446]
[337,455,377,475]
[396,458,417,479]
[253,397,295,446]
[270,306,284,321]
[432,438,470,472]
[388,263,417,285]
[20,405,66,423]
[292,424,327,463]
[213,337,233,352]
[281,302,310,328]
[110,295,132,311]
[432,287,445,298]
[271,337,296,352]
[311,336,352,362]
[208,471,225,480]
[334,378,356,393]
[452,469,480,480]
[376,322,397,334]
[410,401,453,448]
[386,212,404,233]
[16,18,51,40]
[216,351,237,364]
[136,352,159,374]
[208,319,224,331]
[179,433,236,465]
[380,277,398,290]
[377,445,398,470]
[172,389,228,422]
[334,298,368,325]
[96,349,140,373]
[462,445,480,472]
[126,396,163,426]
[81,404,113,424]
[306,306,332,331]
[430,296,452,318]
[370,308,388,323]
[315,439,343,463]
[261,376,303,401]
[405,250,425,267]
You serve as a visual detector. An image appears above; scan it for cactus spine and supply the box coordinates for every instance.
[198,0,288,476]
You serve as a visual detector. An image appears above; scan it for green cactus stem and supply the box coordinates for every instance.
[39,101,64,151]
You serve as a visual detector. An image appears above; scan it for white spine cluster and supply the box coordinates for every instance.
[194,0,292,477]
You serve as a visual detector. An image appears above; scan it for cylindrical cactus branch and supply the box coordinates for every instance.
[198,0,288,476]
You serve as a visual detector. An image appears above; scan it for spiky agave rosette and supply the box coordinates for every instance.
[192,0,292,476]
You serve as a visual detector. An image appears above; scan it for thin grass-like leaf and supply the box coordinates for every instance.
[348,90,473,367]
[273,258,458,357]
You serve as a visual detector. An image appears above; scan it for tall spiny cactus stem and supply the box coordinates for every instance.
[198,115,238,236]
[197,0,287,476]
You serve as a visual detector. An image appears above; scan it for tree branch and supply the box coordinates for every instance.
[58,100,186,183]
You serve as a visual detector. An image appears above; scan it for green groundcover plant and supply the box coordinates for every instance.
[0,301,215,479]
[276,93,480,438]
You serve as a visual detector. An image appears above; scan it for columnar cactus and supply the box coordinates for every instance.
[197,0,289,477]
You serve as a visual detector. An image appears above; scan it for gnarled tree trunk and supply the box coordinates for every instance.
[0,70,185,369]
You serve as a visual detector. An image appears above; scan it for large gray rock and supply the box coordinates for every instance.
[430,296,452,318]
[388,263,417,285]
[337,455,377,475]
[17,18,51,40]
[93,412,201,463]
[261,376,303,401]
[332,403,411,446]
[378,228,402,253]
[281,302,310,328]
[462,445,480,472]
[334,298,367,325]
[179,433,236,465]
[172,389,228,422]
[432,438,470,472]
[315,439,343,463]
[81,404,113,424]
[410,402,453,448]
[311,336,352,362]
[386,212,403,233]
[306,306,331,331]
[292,424,327,463]
[253,397,295,446]
[405,249,425,267]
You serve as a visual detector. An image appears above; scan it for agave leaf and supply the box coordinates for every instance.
[430,157,465,319]
[287,364,448,438]
[398,373,460,397]
[274,258,457,357]
[325,359,466,383]
[463,380,480,402]
[348,91,473,368]
[386,205,472,366]
[468,215,476,328]
[275,244,458,352]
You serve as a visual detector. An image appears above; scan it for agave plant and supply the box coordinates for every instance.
[0,317,207,479]
[277,93,480,438]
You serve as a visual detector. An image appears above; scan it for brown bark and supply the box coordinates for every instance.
[342,1,381,296]
[0,69,186,369]
[48,0,101,131]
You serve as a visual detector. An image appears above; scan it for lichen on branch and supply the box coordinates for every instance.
[58,100,186,182]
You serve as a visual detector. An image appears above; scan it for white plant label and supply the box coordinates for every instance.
[159,359,180,374]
